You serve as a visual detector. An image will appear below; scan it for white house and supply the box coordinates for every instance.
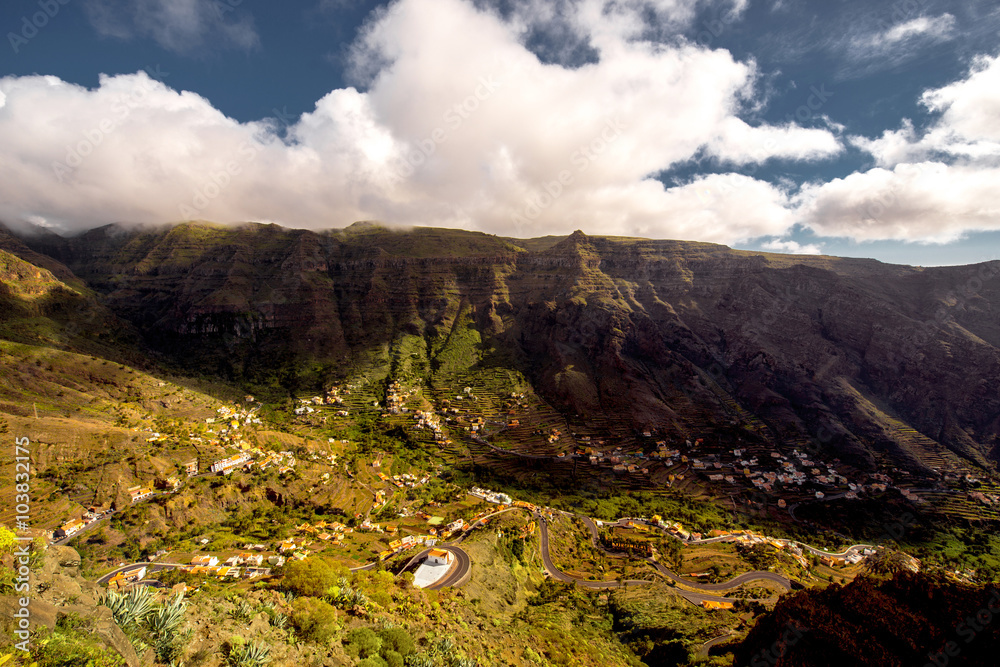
[191,555,219,567]
[427,548,453,566]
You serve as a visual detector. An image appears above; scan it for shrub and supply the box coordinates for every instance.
[291,597,339,645]
[378,627,415,656]
[34,628,127,667]
[343,627,382,659]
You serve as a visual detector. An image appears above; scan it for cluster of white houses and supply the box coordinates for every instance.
[210,452,253,474]
[469,487,512,505]
[375,471,431,492]
[413,410,449,444]
[206,449,297,475]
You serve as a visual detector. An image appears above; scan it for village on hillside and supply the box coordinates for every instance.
[40,364,992,590]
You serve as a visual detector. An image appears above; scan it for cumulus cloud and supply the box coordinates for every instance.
[760,239,822,255]
[83,0,259,53]
[798,54,1000,243]
[705,118,842,165]
[796,162,1000,243]
[0,0,836,242]
[851,55,1000,169]
[921,54,1000,144]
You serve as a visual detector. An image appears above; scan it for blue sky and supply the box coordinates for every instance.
[1,0,999,265]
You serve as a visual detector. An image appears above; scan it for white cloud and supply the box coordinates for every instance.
[833,12,957,78]
[847,13,956,54]
[83,0,259,53]
[880,14,956,45]
[706,118,843,165]
[801,54,1000,243]
[921,54,1000,144]
[849,119,924,168]
[761,239,822,255]
[0,0,834,243]
[851,53,1000,167]
[796,161,1000,243]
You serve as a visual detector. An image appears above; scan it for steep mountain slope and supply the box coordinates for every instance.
[731,572,1000,667]
[18,221,1000,476]
[0,225,141,363]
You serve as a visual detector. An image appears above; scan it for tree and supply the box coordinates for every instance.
[660,537,683,570]
[0,525,15,553]
[864,549,913,577]
[281,557,345,598]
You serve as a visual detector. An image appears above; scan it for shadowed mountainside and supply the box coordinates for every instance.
[730,572,1000,667]
[9,220,1000,475]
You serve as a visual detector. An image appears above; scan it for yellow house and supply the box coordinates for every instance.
[701,600,734,610]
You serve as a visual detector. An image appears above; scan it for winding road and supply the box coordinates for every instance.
[531,512,800,605]
[580,517,793,591]
[398,544,472,590]
[537,515,653,590]
[94,499,871,605]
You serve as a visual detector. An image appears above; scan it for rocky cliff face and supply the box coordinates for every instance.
[15,221,1000,474]
[0,545,142,666]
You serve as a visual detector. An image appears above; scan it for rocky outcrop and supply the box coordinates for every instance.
[59,605,143,667]
[0,544,140,666]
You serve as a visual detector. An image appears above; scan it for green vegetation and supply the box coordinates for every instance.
[609,584,738,665]
[98,586,190,663]
[291,597,340,644]
[281,557,349,598]
[5,220,1000,666]
[32,613,128,667]
[224,638,271,667]
[799,495,1000,581]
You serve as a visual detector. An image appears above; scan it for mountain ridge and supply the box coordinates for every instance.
[8,220,1000,480]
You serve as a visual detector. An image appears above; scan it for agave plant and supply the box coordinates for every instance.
[145,593,187,636]
[100,587,191,662]
[434,638,455,656]
[264,606,288,629]
[227,640,271,667]
[99,585,156,638]
[230,598,254,622]
[403,654,436,667]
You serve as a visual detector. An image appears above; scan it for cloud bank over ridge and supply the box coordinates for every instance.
[0,0,996,251]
